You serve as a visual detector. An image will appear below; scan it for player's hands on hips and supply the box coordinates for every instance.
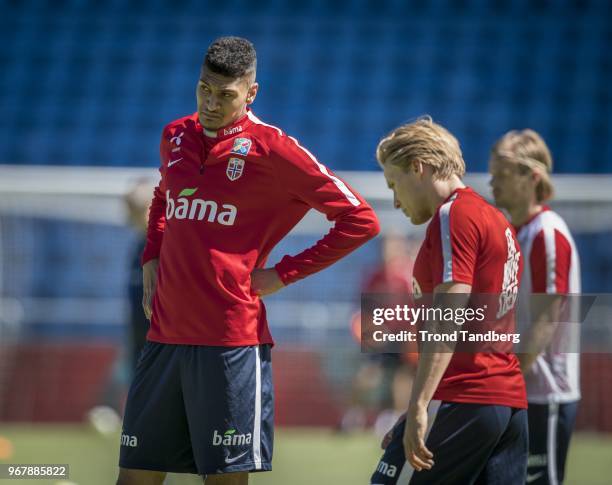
[142,258,159,320]
[251,268,285,296]
[403,402,434,472]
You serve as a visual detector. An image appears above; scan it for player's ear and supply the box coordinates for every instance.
[413,160,425,178]
[530,169,542,186]
[246,82,259,105]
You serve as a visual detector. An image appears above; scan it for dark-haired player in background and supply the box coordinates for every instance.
[117,36,379,485]
[490,130,581,485]
[371,117,527,484]
[124,178,153,374]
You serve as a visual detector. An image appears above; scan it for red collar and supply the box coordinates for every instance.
[197,110,254,141]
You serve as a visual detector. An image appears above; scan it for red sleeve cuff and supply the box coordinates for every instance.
[274,259,298,286]
[141,247,160,266]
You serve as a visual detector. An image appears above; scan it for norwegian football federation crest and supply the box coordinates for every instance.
[230,137,252,156]
[226,158,245,181]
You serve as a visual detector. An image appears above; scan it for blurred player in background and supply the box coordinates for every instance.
[342,234,417,435]
[124,179,153,373]
[85,181,155,439]
[117,36,379,485]
[490,129,580,485]
[371,117,527,484]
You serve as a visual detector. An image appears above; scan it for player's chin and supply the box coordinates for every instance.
[199,116,224,130]
[402,209,418,224]
[201,122,220,131]
[409,211,430,225]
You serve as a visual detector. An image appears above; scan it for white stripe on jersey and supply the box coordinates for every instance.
[247,110,283,136]
[288,136,361,207]
[542,224,557,293]
[439,194,458,283]
[247,111,361,207]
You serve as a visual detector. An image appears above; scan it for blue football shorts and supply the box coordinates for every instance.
[526,401,578,485]
[119,342,273,476]
[371,401,528,484]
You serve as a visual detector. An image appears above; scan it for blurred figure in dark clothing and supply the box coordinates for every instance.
[124,179,153,372]
[87,178,154,433]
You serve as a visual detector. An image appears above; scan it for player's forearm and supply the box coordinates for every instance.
[519,296,562,371]
[518,320,557,371]
[409,349,455,407]
[409,283,471,406]
[275,206,379,284]
[518,321,556,371]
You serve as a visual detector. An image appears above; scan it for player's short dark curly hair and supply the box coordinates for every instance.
[204,36,257,78]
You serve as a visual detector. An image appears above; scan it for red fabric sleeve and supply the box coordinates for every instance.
[529,229,571,294]
[429,200,479,287]
[272,136,380,284]
[141,130,169,265]
[554,230,571,294]
[530,231,547,293]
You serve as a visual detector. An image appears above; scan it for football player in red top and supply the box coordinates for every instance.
[117,37,379,485]
[490,129,580,485]
[370,117,527,485]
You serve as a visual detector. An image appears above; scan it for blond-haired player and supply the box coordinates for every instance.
[490,130,581,485]
[371,117,527,485]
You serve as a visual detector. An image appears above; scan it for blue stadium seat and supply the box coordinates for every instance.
[1,0,610,172]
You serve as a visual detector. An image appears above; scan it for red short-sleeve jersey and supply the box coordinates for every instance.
[413,187,527,409]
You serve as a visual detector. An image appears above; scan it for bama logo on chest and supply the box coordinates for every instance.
[166,188,237,226]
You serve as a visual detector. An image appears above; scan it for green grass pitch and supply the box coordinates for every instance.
[0,426,611,484]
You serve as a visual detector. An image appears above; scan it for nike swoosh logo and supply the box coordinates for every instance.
[224,450,249,464]
[526,471,545,483]
[168,158,183,167]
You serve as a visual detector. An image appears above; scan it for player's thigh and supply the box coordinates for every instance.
[182,344,274,476]
[205,472,248,485]
[476,407,528,485]
[409,403,513,485]
[120,342,197,473]
[116,467,166,485]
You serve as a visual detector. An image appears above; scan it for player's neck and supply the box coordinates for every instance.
[233,105,248,124]
[509,201,542,227]
[430,176,465,211]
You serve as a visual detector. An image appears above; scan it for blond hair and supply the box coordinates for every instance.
[376,116,465,179]
[491,129,554,202]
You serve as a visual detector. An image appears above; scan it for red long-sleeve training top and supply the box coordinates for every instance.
[142,110,380,346]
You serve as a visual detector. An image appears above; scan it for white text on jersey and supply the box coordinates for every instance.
[166,190,237,225]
